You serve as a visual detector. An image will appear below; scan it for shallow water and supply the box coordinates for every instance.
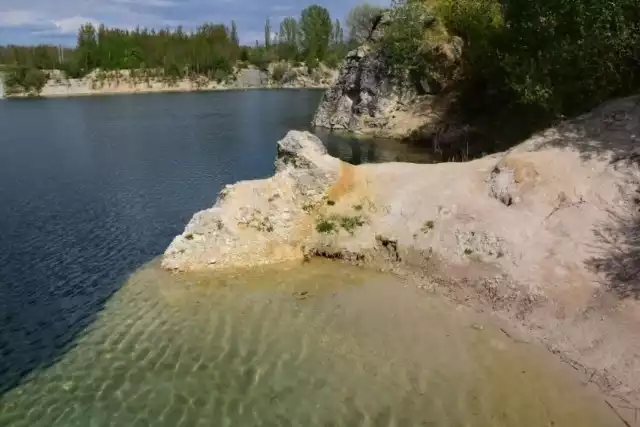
[0,260,619,426]
[0,90,436,398]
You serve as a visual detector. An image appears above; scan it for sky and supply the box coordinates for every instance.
[0,0,391,46]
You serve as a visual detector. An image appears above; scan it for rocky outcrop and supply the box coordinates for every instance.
[162,131,341,270]
[165,95,640,416]
[311,12,462,138]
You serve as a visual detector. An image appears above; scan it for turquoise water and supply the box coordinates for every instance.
[0,91,621,426]
[0,260,620,426]
[0,90,435,398]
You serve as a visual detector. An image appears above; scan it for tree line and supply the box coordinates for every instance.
[1,3,385,94]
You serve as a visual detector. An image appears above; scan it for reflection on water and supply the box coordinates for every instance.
[314,129,436,165]
[0,260,618,426]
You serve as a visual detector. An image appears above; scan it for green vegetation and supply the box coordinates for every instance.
[316,218,338,234]
[271,62,290,83]
[2,66,48,96]
[0,3,350,91]
[316,214,365,235]
[337,215,365,233]
[383,0,640,117]
[347,3,385,46]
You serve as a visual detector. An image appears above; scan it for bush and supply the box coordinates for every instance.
[3,67,48,95]
[384,0,640,117]
[496,0,640,114]
[271,62,290,82]
[324,53,341,69]
[213,68,228,83]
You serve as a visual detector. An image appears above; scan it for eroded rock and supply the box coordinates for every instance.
[164,97,640,407]
[311,11,462,139]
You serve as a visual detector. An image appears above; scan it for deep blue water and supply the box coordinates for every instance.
[0,90,435,396]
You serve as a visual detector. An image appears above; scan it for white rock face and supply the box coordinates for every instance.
[162,131,341,271]
[164,97,640,408]
[166,97,640,287]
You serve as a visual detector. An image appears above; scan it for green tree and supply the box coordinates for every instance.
[264,18,272,51]
[76,23,98,72]
[230,21,239,46]
[496,0,640,113]
[346,3,384,45]
[299,5,333,64]
[278,17,299,61]
[326,19,347,67]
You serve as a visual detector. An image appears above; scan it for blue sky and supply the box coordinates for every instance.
[0,0,391,46]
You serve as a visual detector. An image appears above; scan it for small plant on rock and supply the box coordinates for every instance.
[316,218,337,234]
[338,215,365,234]
[421,220,435,233]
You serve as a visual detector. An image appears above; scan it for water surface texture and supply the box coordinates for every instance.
[0,91,619,426]
[0,260,619,426]
[0,90,435,396]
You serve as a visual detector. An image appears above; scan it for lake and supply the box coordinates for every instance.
[0,90,620,426]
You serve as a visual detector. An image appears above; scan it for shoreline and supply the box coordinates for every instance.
[3,83,330,100]
[162,97,640,425]
[2,65,338,100]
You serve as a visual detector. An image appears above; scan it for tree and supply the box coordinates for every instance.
[326,19,347,67]
[230,21,239,46]
[264,18,272,51]
[346,3,384,45]
[299,5,333,65]
[495,0,640,113]
[278,17,299,61]
[76,23,98,72]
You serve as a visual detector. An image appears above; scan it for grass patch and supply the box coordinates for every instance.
[315,214,365,235]
[316,218,337,234]
[337,215,365,234]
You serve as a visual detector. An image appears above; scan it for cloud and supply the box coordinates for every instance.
[51,16,100,34]
[1,0,393,46]
[0,10,43,28]
[111,0,177,7]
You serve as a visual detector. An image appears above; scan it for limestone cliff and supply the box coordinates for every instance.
[165,96,640,414]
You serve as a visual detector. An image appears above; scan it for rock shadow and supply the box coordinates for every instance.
[586,189,640,299]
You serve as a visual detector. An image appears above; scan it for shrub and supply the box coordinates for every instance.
[3,67,48,95]
[316,218,337,234]
[496,0,640,114]
[382,0,443,78]
[384,0,640,116]
[271,62,290,82]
